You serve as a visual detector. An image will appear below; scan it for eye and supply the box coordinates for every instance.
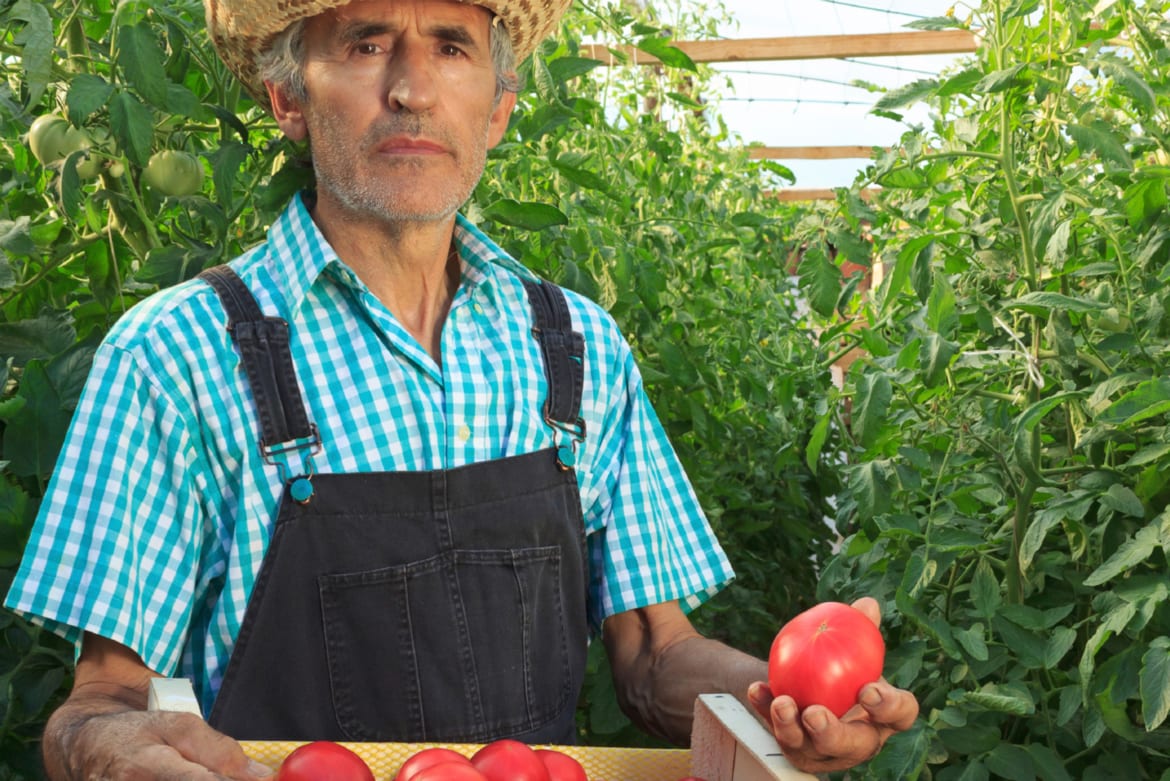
[354,41,382,56]
[439,43,465,57]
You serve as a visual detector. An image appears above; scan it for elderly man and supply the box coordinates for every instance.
[6,0,918,777]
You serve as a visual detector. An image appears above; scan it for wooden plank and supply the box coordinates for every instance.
[581,29,978,66]
[749,145,888,160]
[690,693,818,781]
[768,188,878,202]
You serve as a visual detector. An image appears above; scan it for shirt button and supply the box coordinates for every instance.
[473,302,484,314]
[456,424,471,442]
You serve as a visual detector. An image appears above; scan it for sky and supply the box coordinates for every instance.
[683,0,974,189]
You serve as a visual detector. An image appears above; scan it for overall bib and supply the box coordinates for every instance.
[198,266,589,745]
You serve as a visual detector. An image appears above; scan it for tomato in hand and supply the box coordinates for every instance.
[413,763,490,781]
[533,749,587,781]
[471,739,551,781]
[275,741,375,781]
[396,747,474,780]
[768,601,885,718]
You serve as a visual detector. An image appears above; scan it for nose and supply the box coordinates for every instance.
[385,41,438,112]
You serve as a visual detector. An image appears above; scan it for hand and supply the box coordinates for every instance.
[62,708,273,780]
[746,597,920,774]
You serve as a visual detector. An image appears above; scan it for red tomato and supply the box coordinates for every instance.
[396,747,473,781]
[413,762,491,781]
[471,739,551,781]
[768,601,885,718]
[275,741,375,781]
[533,749,587,781]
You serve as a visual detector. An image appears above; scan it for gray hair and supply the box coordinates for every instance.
[256,14,521,105]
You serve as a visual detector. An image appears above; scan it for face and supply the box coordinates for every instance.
[268,0,516,227]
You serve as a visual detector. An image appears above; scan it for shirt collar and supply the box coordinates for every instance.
[262,192,538,318]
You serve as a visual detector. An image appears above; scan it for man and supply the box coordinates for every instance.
[6,0,918,777]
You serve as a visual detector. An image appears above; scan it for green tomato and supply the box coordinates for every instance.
[28,115,90,165]
[142,150,205,196]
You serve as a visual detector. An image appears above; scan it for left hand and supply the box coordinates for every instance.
[746,597,920,774]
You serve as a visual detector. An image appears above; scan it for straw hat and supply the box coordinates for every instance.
[204,0,572,109]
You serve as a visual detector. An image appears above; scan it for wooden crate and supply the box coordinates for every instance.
[149,681,816,780]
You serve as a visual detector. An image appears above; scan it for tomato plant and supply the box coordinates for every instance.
[768,602,885,718]
[471,740,550,781]
[396,747,474,781]
[275,741,375,781]
[533,749,587,781]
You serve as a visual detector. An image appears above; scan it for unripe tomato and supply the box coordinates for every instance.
[142,149,204,196]
[28,115,91,165]
[275,741,375,781]
[768,601,885,718]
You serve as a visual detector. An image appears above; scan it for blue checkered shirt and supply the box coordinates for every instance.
[5,193,733,712]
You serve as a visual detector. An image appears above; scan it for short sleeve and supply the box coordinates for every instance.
[4,342,209,676]
[579,323,734,632]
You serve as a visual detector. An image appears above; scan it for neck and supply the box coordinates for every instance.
[311,198,461,363]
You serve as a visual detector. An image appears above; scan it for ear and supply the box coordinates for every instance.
[266,80,309,142]
[486,87,517,149]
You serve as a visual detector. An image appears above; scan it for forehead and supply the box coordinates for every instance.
[306,0,493,40]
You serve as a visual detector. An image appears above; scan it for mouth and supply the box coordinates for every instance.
[375,136,447,155]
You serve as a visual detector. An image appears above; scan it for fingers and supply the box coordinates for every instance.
[849,596,881,627]
[858,680,920,732]
[165,713,274,779]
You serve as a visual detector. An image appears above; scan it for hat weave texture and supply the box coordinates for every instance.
[204,0,571,108]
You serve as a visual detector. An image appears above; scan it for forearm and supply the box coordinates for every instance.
[603,605,768,746]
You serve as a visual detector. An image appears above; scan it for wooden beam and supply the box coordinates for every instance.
[581,30,978,66]
[749,145,889,160]
[768,188,878,202]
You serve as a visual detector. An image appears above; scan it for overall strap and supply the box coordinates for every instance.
[522,279,586,463]
[199,266,320,474]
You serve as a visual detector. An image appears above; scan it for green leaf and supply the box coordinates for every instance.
[1045,627,1077,668]
[1025,743,1073,781]
[2,361,73,477]
[110,91,155,166]
[963,686,1036,716]
[546,55,603,83]
[634,36,697,71]
[1141,637,1170,730]
[0,314,76,366]
[805,410,830,475]
[10,0,54,108]
[531,54,563,107]
[866,721,929,779]
[1097,58,1156,112]
[852,372,893,448]
[873,79,939,111]
[0,217,36,257]
[921,332,958,387]
[117,22,170,107]
[971,559,1002,618]
[956,623,989,661]
[847,459,897,520]
[1083,524,1161,586]
[985,744,1035,781]
[1097,377,1170,427]
[1004,291,1110,315]
[481,199,568,231]
[66,74,116,126]
[798,248,841,317]
[1068,121,1134,169]
[1124,178,1168,227]
[552,159,612,195]
[975,63,1029,94]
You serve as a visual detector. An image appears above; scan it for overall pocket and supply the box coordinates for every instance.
[319,546,572,742]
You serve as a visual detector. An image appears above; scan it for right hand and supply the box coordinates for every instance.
[65,708,273,780]
[43,633,273,780]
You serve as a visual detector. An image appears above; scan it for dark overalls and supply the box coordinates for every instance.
[197,266,589,745]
